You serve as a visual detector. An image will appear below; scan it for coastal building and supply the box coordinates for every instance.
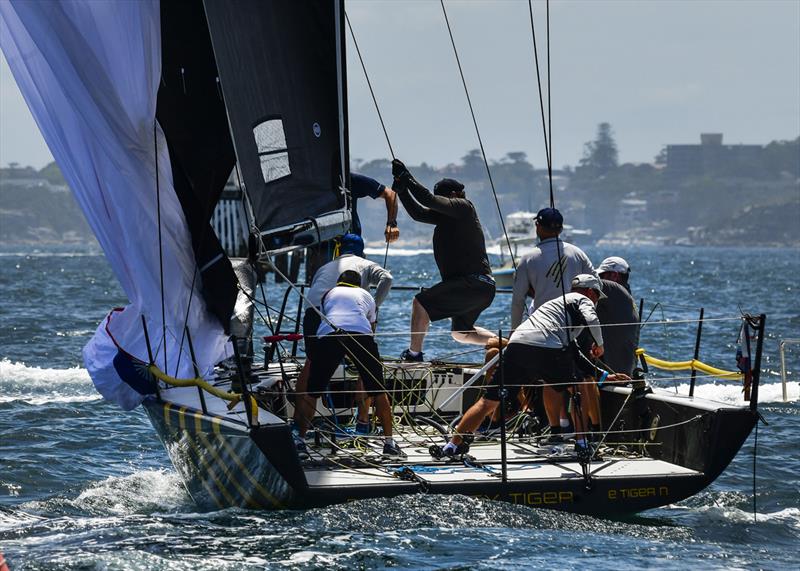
[665,133,764,179]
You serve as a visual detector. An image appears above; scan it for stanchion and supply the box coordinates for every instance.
[498,329,508,484]
[689,307,704,397]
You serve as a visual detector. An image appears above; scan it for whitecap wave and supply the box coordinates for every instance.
[0,359,94,401]
[652,381,799,404]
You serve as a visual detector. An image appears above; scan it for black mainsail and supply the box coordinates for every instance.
[203,0,350,248]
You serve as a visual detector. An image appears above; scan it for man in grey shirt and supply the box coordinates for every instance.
[511,208,597,329]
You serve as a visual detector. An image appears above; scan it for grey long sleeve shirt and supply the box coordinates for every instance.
[306,254,393,309]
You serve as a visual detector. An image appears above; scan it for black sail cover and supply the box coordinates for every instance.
[157,0,238,332]
[203,0,349,238]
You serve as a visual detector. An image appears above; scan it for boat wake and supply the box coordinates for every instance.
[652,380,798,404]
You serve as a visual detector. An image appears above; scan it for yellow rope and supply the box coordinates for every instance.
[148,365,240,400]
[635,349,743,380]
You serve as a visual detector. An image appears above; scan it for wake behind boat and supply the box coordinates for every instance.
[0,0,767,517]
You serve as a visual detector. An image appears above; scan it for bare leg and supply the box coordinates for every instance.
[451,398,500,445]
[543,386,563,427]
[451,325,495,346]
[410,298,430,353]
[355,376,372,423]
[296,359,310,395]
[568,387,590,442]
[582,377,602,426]
[373,393,394,438]
[293,394,318,437]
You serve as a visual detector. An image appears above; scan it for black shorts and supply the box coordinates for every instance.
[415,275,495,333]
[483,343,576,401]
[307,333,385,397]
[302,308,322,360]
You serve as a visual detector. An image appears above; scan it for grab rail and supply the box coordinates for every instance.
[635,348,743,380]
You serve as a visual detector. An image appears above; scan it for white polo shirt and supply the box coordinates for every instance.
[317,285,376,337]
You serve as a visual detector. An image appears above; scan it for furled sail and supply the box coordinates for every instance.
[0,0,230,409]
[203,0,351,247]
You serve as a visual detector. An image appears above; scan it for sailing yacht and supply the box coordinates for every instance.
[1,0,765,514]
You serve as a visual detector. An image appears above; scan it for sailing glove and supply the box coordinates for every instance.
[391,158,409,180]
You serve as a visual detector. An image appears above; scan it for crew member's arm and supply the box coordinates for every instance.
[510,261,531,329]
[404,179,468,219]
[366,295,378,332]
[380,188,400,243]
[577,297,604,353]
[366,263,393,307]
[392,160,441,225]
[579,249,599,280]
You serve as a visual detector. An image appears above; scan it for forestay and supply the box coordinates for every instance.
[0,0,229,409]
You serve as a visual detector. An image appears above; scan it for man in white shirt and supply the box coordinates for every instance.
[293,270,402,457]
[437,274,628,459]
[511,208,597,329]
[299,233,393,434]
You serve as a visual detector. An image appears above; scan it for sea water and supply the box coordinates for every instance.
[1,244,798,570]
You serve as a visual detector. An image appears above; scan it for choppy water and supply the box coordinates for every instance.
[1,244,799,570]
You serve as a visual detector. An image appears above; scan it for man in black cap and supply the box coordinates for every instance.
[391,159,496,361]
[511,207,597,329]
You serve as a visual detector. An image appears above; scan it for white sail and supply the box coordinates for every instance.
[0,0,229,409]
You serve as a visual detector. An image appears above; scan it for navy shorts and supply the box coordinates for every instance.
[483,343,576,401]
[415,274,495,333]
[307,333,385,397]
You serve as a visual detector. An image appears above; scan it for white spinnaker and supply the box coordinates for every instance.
[0,0,229,409]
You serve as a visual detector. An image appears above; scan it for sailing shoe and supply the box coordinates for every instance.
[383,439,405,458]
[400,349,424,362]
[355,421,371,436]
[574,442,596,463]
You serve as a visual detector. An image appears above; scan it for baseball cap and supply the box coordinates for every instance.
[597,256,630,275]
[433,178,465,196]
[535,207,563,229]
[571,273,607,299]
[339,233,364,256]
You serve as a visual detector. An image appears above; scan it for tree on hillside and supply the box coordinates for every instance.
[580,122,618,175]
[39,161,67,186]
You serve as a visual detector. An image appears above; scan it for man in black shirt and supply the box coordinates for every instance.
[391,159,496,361]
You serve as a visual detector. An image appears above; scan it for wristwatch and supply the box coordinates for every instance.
[386,220,397,228]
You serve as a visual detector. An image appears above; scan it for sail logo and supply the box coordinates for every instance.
[313,122,321,138]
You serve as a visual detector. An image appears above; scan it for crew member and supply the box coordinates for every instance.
[597,256,632,293]
[511,208,597,328]
[299,233,392,434]
[306,173,399,281]
[391,159,496,361]
[595,256,639,377]
[293,270,402,457]
[436,274,629,458]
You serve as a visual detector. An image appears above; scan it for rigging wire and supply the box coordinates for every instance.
[154,122,168,372]
[527,0,554,207]
[439,0,517,270]
[345,11,395,272]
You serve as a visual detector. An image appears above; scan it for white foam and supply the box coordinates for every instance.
[73,469,190,515]
[0,359,94,401]
[652,381,799,404]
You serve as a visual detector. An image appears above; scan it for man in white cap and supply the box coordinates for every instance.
[596,256,631,293]
[511,208,597,329]
[593,256,639,376]
[435,274,629,459]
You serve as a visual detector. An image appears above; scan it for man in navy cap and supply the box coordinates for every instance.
[391,159,497,361]
[511,207,597,329]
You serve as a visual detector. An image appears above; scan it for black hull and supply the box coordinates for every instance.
[144,387,757,516]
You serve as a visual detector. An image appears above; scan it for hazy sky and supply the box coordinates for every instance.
[1,0,798,170]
